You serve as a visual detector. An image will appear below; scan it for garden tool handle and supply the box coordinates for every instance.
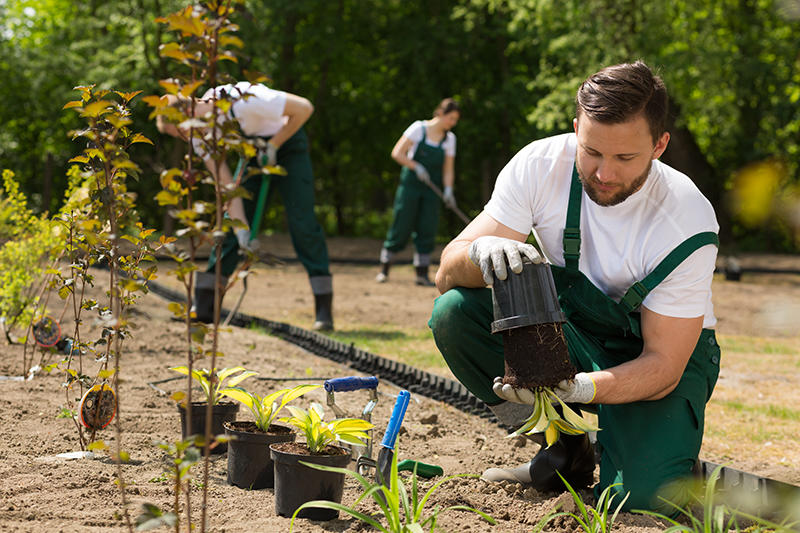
[396,459,443,479]
[324,376,379,392]
[381,390,410,450]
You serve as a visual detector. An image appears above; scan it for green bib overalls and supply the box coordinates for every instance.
[207,127,331,279]
[429,166,721,511]
[383,126,445,256]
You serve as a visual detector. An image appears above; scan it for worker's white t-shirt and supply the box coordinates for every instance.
[202,82,288,137]
[402,121,457,158]
[484,132,719,327]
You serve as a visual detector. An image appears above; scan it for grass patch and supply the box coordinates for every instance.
[717,400,800,422]
[328,325,446,372]
[717,334,799,355]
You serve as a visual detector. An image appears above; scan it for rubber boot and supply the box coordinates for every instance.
[481,432,595,492]
[193,272,227,324]
[415,266,435,287]
[312,292,334,331]
[375,262,390,283]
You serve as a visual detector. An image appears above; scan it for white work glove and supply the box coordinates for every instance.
[468,235,543,286]
[414,163,431,185]
[236,228,257,253]
[492,372,596,405]
[443,186,456,209]
[259,141,278,167]
[552,373,597,404]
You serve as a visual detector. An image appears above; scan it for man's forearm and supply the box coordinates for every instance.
[589,349,686,404]
[434,239,485,293]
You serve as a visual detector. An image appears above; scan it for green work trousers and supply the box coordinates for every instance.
[383,169,442,256]
[207,128,330,278]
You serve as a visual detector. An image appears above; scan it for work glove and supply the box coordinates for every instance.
[259,141,278,167]
[492,372,596,405]
[467,235,543,286]
[236,228,258,253]
[414,163,431,185]
[553,373,596,404]
[443,186,456,209]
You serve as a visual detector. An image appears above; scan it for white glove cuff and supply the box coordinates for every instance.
[570,373,597,404]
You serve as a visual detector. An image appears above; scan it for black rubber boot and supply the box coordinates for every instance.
[482,432,596,492]
[375,262,390,283]
[312,292,334,331]
[415,266,435,287]
[193,272,226,324]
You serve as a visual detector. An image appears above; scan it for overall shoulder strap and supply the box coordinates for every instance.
[620,231,720,312]
[562,164,582,271]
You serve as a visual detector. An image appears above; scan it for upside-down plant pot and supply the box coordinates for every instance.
[270,442,352,521]
[178,401,239,454]
[224,421,295,489]
[492,260,576,388]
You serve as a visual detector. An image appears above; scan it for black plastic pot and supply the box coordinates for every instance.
[224,421,295,489]
[491,259,565,333]
[270,442,352,520]
[177,401,239,454]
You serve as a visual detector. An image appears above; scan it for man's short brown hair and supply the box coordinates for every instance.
[576,60,668,143]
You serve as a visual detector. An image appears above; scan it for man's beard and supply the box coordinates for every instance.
[578,161,652,207]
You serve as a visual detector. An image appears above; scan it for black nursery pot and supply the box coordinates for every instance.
[177,401,239,454]
[224,421,295,489]
[491,259,565,333]
[270,442,352,521]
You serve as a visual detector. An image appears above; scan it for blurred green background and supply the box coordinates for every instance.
[1,0,799,252]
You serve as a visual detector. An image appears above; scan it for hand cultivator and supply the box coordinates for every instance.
[324,375,379,472]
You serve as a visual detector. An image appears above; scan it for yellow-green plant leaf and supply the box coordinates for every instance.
[225,370,258,387]
[88,440,107,451]
[62,100,82,110]
[545,423,559,447]
[97,369,116,379]
[219,387,256,410]
[130,133,153,145]
[81,100,114,118]
[170,391,186,404]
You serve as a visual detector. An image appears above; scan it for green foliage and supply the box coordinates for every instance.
[289,442,495,532]
[169,365,256,406]
[0,169,60,336]
[219,383,319,432]
[533,473,629,533]
[634,464,797,533]
[280,402,373,454]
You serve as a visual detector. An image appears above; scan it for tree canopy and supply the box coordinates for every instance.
[1,0,799,251]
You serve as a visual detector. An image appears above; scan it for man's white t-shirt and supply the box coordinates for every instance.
[485,133,719,328]
[402,121,457,158]
[202,82,288,137]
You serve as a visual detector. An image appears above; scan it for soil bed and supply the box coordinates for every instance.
[0,237,799,532]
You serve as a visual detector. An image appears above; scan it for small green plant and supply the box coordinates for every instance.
[169,366,256,406]
[289,442,495,532]
[280,402,373,454]
[219,383,319,432]
[634,464,796,533]
[510,390,599,447]
[533,472,629,533]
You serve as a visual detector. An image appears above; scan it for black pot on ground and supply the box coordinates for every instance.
[492,260,575,389]
[177,401,239,454]
[224,421,295,489]
[270,442,352,521]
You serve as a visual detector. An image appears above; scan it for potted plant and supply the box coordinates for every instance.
[492,259,598,445]
[169,365,256,453]
[219,384,320,489]
[271,402,374,520]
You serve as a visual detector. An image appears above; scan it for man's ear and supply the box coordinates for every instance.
[653,131,670,159]
[573,117,579,133]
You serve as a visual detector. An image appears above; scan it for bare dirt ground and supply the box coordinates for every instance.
[0,234,798,532]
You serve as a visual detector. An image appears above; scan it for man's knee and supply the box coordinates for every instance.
[429,288,471,337]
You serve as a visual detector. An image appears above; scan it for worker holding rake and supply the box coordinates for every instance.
[157,82,334,331]
[429,61,721,512]
[376,98,461,286]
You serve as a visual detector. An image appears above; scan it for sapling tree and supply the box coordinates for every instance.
[61,85,162,532]
[145,2,263,531]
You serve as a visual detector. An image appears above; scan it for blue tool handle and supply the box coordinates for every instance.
[324,376,379,392]
[381,390,410,450]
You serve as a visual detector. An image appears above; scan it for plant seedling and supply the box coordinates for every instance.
[533,472,629,533]
[169,366,257,406]
[289,441,495,532]
[219,384,320,432]
[280,402,373,454]
[509,389,599,447]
